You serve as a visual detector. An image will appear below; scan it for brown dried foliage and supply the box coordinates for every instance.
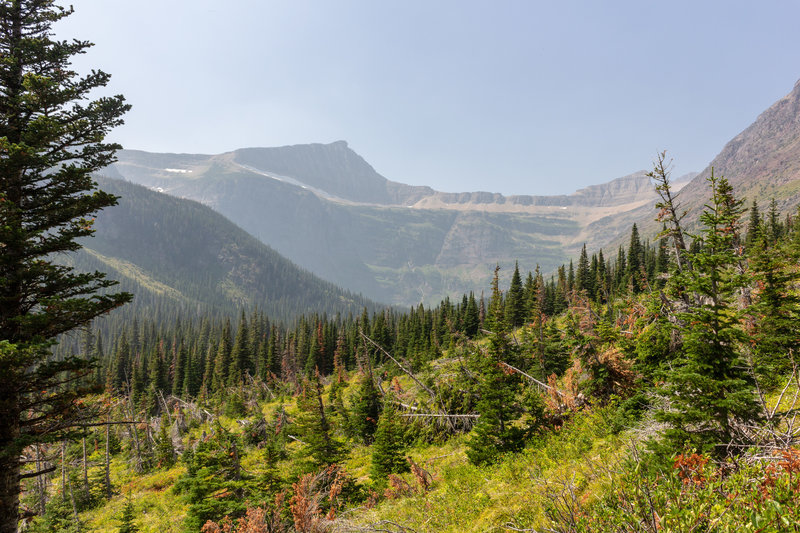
[673,453,710,487]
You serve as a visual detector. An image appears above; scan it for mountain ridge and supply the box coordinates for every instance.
[108,144,684,306]
[108,79,800,306]
[76,177,380,321]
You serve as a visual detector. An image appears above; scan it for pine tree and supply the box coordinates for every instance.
[505,262,526,328]
[294,375,342,467]
[117,498,139,533]
[0,2,131,528]
[467,273,524,465]
[657,172,759,457]
[627,224,643,293]
[370,403,409,484]
[349,374,381,445]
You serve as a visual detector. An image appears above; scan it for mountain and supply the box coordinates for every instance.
[109,79,800,307]
[110,145,668,306]
[680,79,800,217]
[73,177,378,322]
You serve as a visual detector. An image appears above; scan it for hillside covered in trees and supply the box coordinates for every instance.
[21,164,800,532]
[4,3,800,532]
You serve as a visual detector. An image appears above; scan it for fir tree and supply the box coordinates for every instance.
[467,274,524,465]
[576,244,592,296]
[370,403,409,484]
[746,199,762,248]
[0,2,131,528]
[117,498,139,533]
[294,375,342,467]
[747,229,800,384]
[485,265,504,331]
[154,420,175,469]
[349,374,382,445]
[174,423,247,530]
[657,172,759,457]
[462,292,480,338]
[228,311,250,386]
[627,224,643,293]
[505,262,526,328]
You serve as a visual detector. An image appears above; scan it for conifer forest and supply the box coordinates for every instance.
[3,2,800,532]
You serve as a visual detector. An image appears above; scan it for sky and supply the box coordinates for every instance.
[58,1,800,196]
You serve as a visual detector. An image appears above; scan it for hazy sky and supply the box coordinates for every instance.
[59,1,800,196]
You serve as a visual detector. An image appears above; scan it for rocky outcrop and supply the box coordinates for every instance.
[680,79,800,217]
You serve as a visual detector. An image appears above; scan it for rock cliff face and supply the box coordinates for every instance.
[232,141,434,205]
[111,144,625,305]
[680,79,800,218]
[109,79,800,306]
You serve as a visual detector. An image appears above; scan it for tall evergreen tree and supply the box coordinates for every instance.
[747,228,800,383]
[0,3,131,527]
[505,262,526,328]
[462,292,480,338]
[485,265,504,331]
[746,199,762,248]
[228,311,250,386]
[349,374,382,444]
[627,224,644,293]
[370,403,409,483]
[657,172,759,457]
[294,375,342,467]
[467,272,524,465]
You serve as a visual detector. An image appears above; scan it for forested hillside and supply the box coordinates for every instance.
[22,168,800,532]
[69,177,379,325]
[110,146,665,305]
[109,80,800,308]
[5,3,800,533]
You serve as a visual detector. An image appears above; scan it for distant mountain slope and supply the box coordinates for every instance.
[74,178,378,321]
[111,145,665,305]
[679,79,800,218]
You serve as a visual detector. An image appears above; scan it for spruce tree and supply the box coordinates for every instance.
[294,375,342,467]
[627,224,643,293]
[505,262,526,328]
[746,199,762,248]
[349,374,381,444]
[657,172,759,457]
[117,498,139,533]
[0,2,131,529]
[467,273,524,465]
[370,403,409,484]
[747,229,800,384]
[576,244,591,296]
[462,292,480,338]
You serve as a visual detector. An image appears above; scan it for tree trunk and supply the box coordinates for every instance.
[105,419,112,500]
[82,430,89,502]
[0,391,21,533]
[35,445,46,516]
[0,447,20,533]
